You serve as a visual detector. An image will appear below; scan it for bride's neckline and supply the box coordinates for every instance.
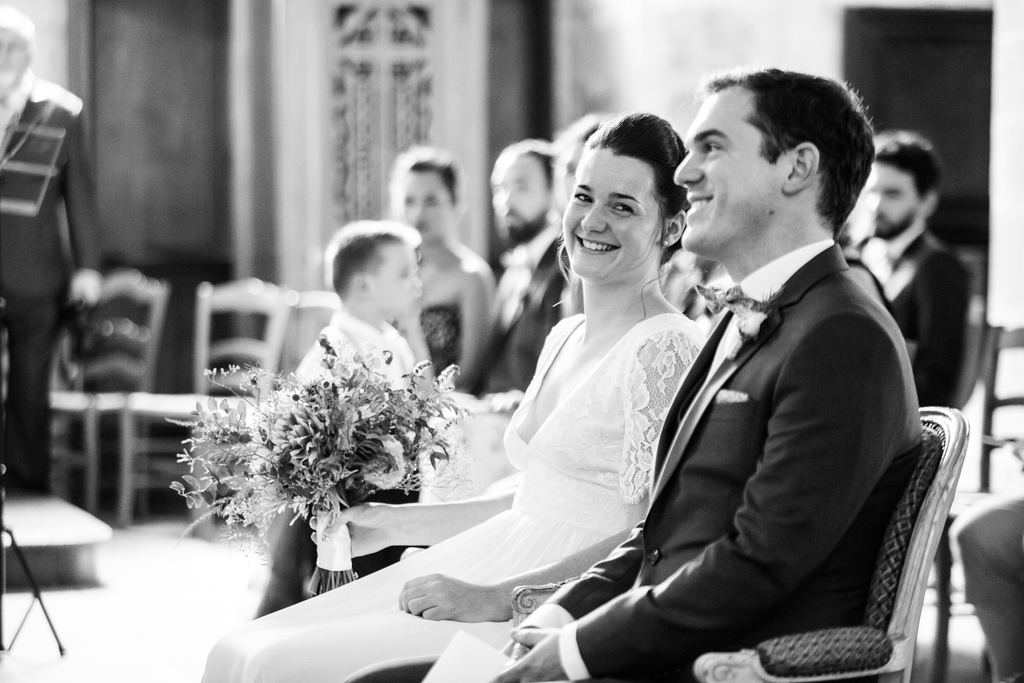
[513,312,682,447]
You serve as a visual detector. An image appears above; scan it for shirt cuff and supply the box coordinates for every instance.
[558,622,592,680]
[519,603,574,629]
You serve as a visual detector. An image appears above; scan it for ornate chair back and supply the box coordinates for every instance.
[694,407,969,683]
[870,407,968,683]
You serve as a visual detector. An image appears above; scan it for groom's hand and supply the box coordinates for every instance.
[492,627,567,683]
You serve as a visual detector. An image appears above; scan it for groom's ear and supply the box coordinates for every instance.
[781,142,820,196]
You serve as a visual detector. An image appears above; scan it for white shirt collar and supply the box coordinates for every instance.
[0,70,33,128]
[739,238,834,300]
[883,222,927,265]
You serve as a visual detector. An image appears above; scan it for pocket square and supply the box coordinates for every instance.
[715,389,751,404]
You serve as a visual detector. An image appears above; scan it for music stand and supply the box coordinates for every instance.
[0,122,65,218]
[0,133,67,654]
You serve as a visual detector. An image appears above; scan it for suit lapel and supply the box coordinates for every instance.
[655,312,730,456]
[2,90,55,158]
[652,307,782,501]
[651,245,848,503]
[500,237,560,336]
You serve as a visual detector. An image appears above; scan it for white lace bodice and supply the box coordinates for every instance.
[507,313,703,534]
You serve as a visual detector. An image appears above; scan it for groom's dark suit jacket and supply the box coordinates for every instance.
[548,245,922,680]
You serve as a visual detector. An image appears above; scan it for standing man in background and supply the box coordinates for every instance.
[862,130,969,408]
[476,140,565,397]
[0,6,102,492]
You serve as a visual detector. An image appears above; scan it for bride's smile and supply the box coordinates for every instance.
[563,147,681,288]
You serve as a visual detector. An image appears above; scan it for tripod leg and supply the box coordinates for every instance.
[2,529,66,655]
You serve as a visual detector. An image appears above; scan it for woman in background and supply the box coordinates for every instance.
[390,146,496,390]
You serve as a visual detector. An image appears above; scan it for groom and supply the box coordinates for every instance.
[352,68,922,683]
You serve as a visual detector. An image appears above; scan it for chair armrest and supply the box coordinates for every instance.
[510,582,564,627]
[694,627,894,683]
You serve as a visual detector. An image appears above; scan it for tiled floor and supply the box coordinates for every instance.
[0,519,264,683]
[0,516,995,683]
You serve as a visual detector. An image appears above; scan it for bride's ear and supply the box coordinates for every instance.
[662,214,684,247]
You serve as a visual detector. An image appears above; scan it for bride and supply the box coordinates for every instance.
[202,111,704,683]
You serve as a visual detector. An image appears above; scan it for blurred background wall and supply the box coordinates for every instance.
[15,0,1022,388]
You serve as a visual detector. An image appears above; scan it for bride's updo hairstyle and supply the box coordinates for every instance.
[566,112,688,269]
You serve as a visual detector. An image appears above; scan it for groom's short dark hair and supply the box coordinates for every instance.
[699,67,875,238]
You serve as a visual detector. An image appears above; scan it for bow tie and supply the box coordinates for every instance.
[696,284,768,316]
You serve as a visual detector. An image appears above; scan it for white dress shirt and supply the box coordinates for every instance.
[1,70,33,151]
[859,222,926,283]
[522,238,835,681]
[295,307,416,387]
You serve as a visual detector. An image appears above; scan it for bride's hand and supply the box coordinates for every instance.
[399,574,510,622]
[334,503,403,557]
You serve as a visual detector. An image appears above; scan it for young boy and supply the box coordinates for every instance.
[257,220,430,617]
[296,220,431,384]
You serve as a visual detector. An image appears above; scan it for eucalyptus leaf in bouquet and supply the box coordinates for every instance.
[172,334,470,591]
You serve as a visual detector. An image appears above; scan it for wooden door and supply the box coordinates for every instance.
[844,8,992,247]
[77,0,232,391]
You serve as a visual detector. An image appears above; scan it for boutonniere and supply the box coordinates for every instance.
[697,284,782,359]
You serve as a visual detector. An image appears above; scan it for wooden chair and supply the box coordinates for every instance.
[116,278,292,527]
[280,289,342,373]
[932,325,1024,683]
[948,294,992,411]
[193,278,294,393]
[49,268,170,513]
[510,408,969,683]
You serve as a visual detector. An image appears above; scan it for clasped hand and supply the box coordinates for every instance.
[490,627,567,683]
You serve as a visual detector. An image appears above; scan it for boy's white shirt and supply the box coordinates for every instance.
[295,306,416,386]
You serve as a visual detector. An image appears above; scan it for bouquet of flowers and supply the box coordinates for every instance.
[171,335,470,593]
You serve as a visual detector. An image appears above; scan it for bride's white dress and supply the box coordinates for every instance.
[203,312,703,683]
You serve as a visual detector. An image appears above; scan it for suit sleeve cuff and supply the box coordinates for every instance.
[519,603,574,629]
[558,622,592,680]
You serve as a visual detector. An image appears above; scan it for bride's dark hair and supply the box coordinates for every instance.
[557,112,688,287]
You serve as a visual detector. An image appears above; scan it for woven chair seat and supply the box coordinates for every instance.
[756,626,893,677]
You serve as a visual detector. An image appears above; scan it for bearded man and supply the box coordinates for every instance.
[862,130,970,408]
[476,139,565,395]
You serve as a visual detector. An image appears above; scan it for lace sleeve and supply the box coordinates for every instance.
[619,328,702,503]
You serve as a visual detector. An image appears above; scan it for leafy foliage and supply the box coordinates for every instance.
[172,335,470,554]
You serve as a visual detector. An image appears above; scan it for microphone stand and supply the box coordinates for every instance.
[0,177,66,657]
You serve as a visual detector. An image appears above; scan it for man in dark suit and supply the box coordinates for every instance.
[476,140,565,396]
[346,68,921,683]
[861,131,970,408]
[0,7,102,492]
[486,69,923,682]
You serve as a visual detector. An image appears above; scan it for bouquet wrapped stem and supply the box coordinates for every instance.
[308,515,357,594]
